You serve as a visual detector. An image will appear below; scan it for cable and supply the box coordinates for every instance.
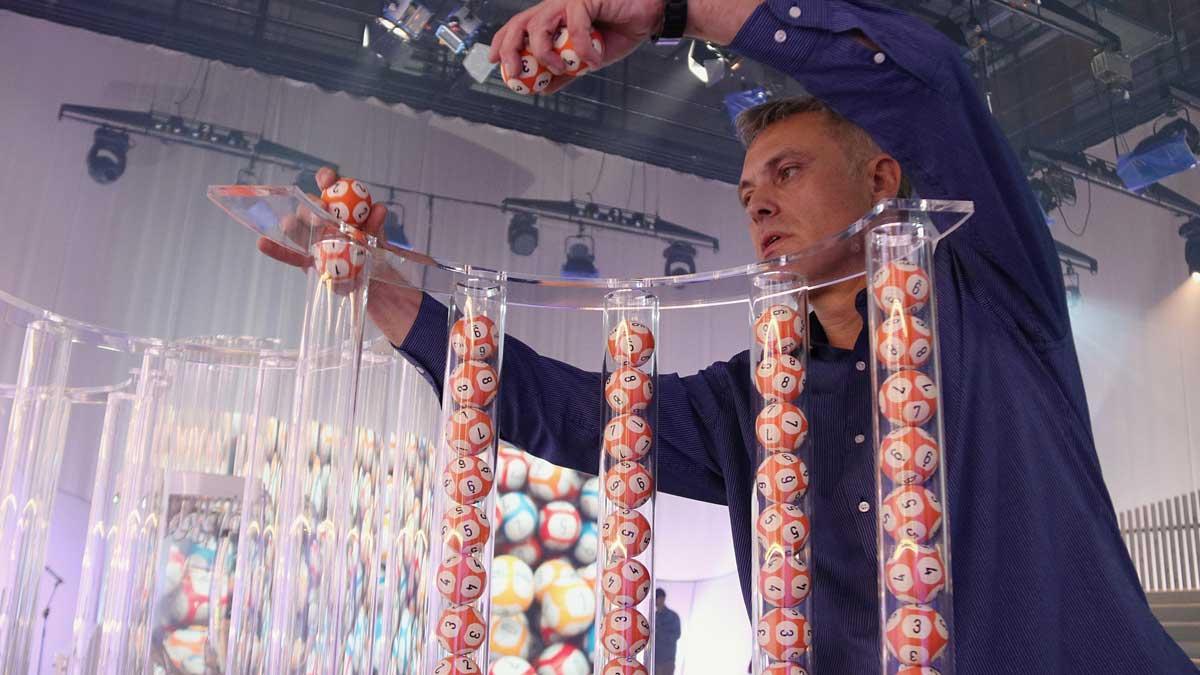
[587,154,607,202]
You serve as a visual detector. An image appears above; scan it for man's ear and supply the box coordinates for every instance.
[868,154,903,201]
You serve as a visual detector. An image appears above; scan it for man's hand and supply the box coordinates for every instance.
[255,166,425,348]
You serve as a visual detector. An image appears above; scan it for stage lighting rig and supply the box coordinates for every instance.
[500,197,719,256]
[1116,117,1199,192]
[1027,147,1200,220]
[86,127,129,185]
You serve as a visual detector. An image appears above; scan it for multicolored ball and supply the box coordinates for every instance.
[884,605,949,666]
[881,485,943,544]
[756,607,811,662]
[607,319,656,367]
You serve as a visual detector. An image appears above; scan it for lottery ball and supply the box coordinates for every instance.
[539,501,583,552]
[170,567,212,626]
[436,552,487,604]
[881,485,943,544]
[320,178,372,226]
[603,414,653,462]
[162,625,207,674]
[498,444,530,491]
[579,477,601,519]
[764,665,808,675]
[879,370,938,427]
[450,360,500,408]
[534,559,578,601]
[446,407,494,456]
[491,613,532,659]
[441,504,491,556]
[499,492,539,543]
[491,656,536,675]
[533,642,591,675]
[436,605,487,654]
[601,558,651,607]
[754,304,805,355]
[492,554,536,615]
[872,260,931,312]
[500,54,552,95]
[607,319,656,367]
[500,536,543,567]
[553,26,605,75]
[754,355,806,403]
[574,521,599,565]
[755,453,809,504]
[876,313,933,370]
[880,426,940,485]
[897,668,942,675]
[443,454,495,505]
[451,313,500,361]
[601,509,653,558]
[542,576,596,637]
[578,561,599,586]
[605,367,653,414]
[759,553,811,607]
[757,607,811,662]
[605,461,654,509]
[314,239,368,282]
[885,542,947,604]
[755,503,810,556]
[602,658,649,675]
[755,402,809,452]
[528,458,583,501]
[434,655,482,675]
[600,608,650,657]
[884,605,949,666]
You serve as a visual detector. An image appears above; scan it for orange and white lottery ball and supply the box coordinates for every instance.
[885,542,947,604]
[442,454,495,505]
[759,553,811,607]
[603,414,653,461]
[756,607,812,662]
[755,453,809,503]
[446,407,494,456]
[451,314,500,361]
[500,55,553,95]
[601,508,653,558]
[434,655,481,675]
[755,503,810,556]
[491,656,536,675]
[605,367,653,413]
[600,608,651,657]
[755,402,809,452]
[436,604,487,654]
[876,313,933,370]
[878,369,938,427]
[755,304,805,355]
[450,360,500,408]
[553,26,605,74]
[880,426,940,485]
[885,604,950,666]
[538,500,582,552]
[754,355,806,403]
[881,485,943,544]
[872,260,932,312]
[605,461,654,509]
[442,504,491,555]
[601,558,651,607]
[607,319,656,367]
[527,457,582,501]
[320,178,372,226]
[436,552,488,604]
[764,664,808,675]
[896,668,942,675]
[313,239,368,282]
[602,658,649,675]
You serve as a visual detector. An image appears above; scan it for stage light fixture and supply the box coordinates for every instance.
[86,127,129,185]
[366,1,434,61]
[507,212,539,256]
[663,241,697,276]
[687,40,728,85]
[436,4,484,55]
[562,233,598,278]
[1117,117,1200,191]
[1181,218,1200,281]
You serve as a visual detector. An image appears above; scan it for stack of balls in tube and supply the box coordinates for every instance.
[750,303,814,671]
[871,260,950,672]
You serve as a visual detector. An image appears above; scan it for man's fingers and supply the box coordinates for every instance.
[258,236,311,268]
[497,12,532,81]
[315,166,337,191]
[528,13,566,75]
[565,2,601,68]
[364,202,389,238]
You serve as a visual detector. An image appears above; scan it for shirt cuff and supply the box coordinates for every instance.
[394,291,449,391]
[728,0,830,74]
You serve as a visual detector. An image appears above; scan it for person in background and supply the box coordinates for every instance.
[654,588,681,675]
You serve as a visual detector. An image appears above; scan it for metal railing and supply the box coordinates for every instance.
[1120,491,1200,592]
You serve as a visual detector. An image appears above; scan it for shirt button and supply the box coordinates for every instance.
[788,6,802,18]
[774,29,788,43]
[858,500,871,513]
[873,52,887,65]
[854,433,866,444]
[855,361,866,371]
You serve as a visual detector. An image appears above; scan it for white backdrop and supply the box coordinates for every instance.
[1,10,1198,673]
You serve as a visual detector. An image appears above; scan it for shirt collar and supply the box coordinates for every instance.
[808,289,870,360]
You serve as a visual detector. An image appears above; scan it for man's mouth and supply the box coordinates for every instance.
[761,233,787,257]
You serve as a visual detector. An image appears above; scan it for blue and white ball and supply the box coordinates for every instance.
[500,492,539,543]
[573,521,598,565]
[579,477,601,519]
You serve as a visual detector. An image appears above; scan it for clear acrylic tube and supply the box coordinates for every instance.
[592,290,659,675]
[747,273,814,675]
[424,272,507,674]
[867,222,955,675]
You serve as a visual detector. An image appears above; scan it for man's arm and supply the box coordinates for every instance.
[397,293,733,504]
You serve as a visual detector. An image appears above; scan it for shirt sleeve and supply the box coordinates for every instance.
[396,292,734,505]
[728,0,1070,344]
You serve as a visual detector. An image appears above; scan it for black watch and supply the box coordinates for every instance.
[651,0,688,45]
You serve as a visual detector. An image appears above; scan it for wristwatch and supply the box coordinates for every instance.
[651,0,688,46]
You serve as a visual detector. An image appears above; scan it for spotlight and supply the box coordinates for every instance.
[1181,218,1200,281]
[687,40,727,86]
[366,2,433,61]
[1117,117,1199,191]
[167,115,185,135]
[86,127,129,185]
[562,234,598,278]
[1062,261,1082,307]
[435,4,484,55]
[663,241,697,276]
[507,212,539,256]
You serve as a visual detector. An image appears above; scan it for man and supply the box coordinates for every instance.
[261,0,1195,671]
[654,588,681,675]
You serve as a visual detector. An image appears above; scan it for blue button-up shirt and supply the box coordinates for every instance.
[400,1,1195,671]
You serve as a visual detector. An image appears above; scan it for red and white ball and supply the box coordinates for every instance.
[601,658,649,675]
[756,607,811,662]
[754,355,806,403]
[539,500,583,552]
[605,461,654,509]
[445,407,494,456]
[601,558,651,607]
[755,503,810,556]
[881,485,943,544]
[497,442,530,491]
[603,414,653,461]
[435,656,482,675]
[501,29,604,96]
[878,370,938,427]
[896,668,942,675]
[872,260,931,312]
[314,239,368,282]
[553,26,605,75]
[436,552,488,604]
[528,458,582,502]
[320,178,372,226]
[451,314,500,361]
[876,313,933,370]
[885,542,947,604]
[435,605,487,654]
[443,454,494,505]
[884,605,950,666]
[755,453,809,503]
[607,319,656,368]
[755,402,809,452]
[754,304,805,355]
[759,553,811,607]
[532,642,591,675]
[491,656,536,675]
[880,427,940,485]
[450,360,500,408]
[601,509,653,558]
[500,536,543,567]
[605,367,654,414]
[600,608,651,657]
[764,665,808,675]
[442,504,491,555]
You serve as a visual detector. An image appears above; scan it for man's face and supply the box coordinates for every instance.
[738,113,879,261]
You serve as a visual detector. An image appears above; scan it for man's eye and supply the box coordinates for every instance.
[780,165,800,180]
